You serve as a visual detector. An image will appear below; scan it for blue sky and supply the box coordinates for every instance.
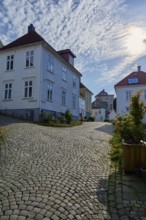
[0,0,146,99]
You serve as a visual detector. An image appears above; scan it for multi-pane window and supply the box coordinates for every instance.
[48,55,54,72]
[47,83,53,101]
[62,90,66,106]
[62,67,67,81]
[126,91,131,101]
[24,81,33,98]
[6,55,14,70]
[26,51,34,67]
[72,94,76,109]
[4,83,12,100]
[73,75,77,88]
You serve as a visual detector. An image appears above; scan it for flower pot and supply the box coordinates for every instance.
[123,143,146,173]
[140,166,146,181]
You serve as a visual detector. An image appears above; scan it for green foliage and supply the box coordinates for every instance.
[59,115,67,124]
[87,116,95,122]
[64,110,72,124]
[109,132,123,165]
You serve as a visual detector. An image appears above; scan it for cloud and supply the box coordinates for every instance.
[1,0,146,97]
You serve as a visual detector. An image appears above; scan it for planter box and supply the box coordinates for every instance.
[123,143,146,173]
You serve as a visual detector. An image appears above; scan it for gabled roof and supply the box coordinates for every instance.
[57,49,76,58]
[92,100,108,109]
[115,70,146,87]
[95,89,109,97]
[0,31,44,50]
[80,82,93,95]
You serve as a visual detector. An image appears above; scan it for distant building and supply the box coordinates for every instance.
[0,24,82,121]
[92,89,114,121]
[115,66,146,122]
[80,83,93,118]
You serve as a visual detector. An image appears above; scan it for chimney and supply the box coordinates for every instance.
[137,66,141,72]
[28,24,35,33]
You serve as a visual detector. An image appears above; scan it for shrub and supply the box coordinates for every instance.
[87,116,95,122]
[59,115,67,124]
[64,110,72,124]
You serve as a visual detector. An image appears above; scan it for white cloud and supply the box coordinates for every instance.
[1,0,146,97]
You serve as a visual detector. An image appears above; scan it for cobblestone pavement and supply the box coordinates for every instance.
[0,116,113,220]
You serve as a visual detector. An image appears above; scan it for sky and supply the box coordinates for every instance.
[0,0,146,100]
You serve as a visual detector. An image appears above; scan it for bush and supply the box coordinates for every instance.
[87,116,95,122]
[65,110,72,124]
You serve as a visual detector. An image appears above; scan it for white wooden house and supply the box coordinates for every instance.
[0,24,82,121]
[115,66,146,122]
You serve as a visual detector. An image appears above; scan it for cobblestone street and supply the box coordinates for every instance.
[0,116,113,220]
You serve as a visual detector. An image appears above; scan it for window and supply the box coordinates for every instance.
[62,89,66,106]
[24,80,33,98]
[4,83,12,100]
[99,110,101,114]
[72,94,76,109]
[6,55,14,70]
[26,50,34,67]
[126,91,131,101]
[47,83,53,101]
[73,75,77,88]
[62,67,67,81]
[48,55,54,72]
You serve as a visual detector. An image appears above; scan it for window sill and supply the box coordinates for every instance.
[2,99,13,101]
[5,69,15,72]
[62,79,67,83]
[47,99,53,102]
[24,66,35,69]
[47,69,54,74]
[22,97,34,100]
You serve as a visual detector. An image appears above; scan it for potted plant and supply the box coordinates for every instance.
[113,91,146,173]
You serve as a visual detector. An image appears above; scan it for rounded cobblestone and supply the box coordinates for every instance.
[0,116,113,219]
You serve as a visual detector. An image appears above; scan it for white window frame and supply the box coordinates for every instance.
[47,83,53,101]
[24,80,33,98]
[61,89,66,106]
[6,55,14,70]
[144,90,146,100]
[26,50,34,67]
[126,91,131,101]
[72,94,76,109]
[62,67,67,81]
[4,83,12,100]
[47,54,54,73]
[73,75,77,88]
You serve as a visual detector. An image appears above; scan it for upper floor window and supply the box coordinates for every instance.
[26,50,34,67]
[72,94,76,109]
[24,80,33,98]
[62,67,67,81]
[62,89,66,106]
[47,83,53,101]
[6,55,14,70]
[4,83,12,100]
[73,75,77,88]
[126,91,131,101]
[48,55,54,73]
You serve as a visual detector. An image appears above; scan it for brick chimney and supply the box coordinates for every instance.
[137,66,141,72]
[28,24,35,33]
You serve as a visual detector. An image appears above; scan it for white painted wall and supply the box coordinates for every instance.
[92,108,106,121]
[79,96,86,117]
[0,44,42,110]
[40,46,80,118]
[115,85,146,122]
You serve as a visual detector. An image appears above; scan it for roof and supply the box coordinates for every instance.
[115,70,146,87]
[80,82,93,95]
[0,31,44,50]
[92,100,108,109]
[95,89,109,97]
[57,49,76,58]
[0,26,82,77]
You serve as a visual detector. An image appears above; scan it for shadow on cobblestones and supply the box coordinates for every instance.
[95,124,114,135]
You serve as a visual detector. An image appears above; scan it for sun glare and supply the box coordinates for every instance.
[124,26,146,56]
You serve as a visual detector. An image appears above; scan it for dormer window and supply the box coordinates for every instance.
[128,78,138,84]
[6,55,14,70]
